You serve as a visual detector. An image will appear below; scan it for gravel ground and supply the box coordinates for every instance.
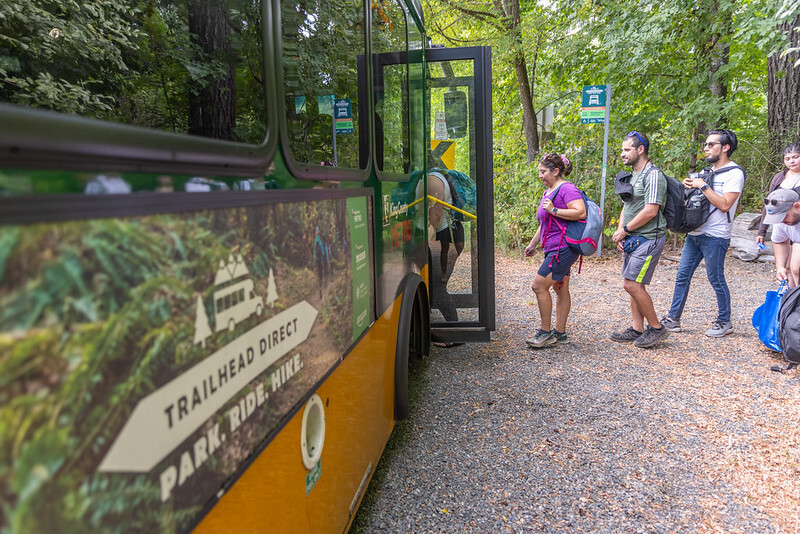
[351,247,800,533]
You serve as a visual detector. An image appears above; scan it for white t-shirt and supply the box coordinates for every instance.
[416,172,453,233]
[771,222,800,244]
[779,172,800,190]
[690,162,745,239]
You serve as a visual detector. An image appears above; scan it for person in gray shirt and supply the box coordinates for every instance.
[610,131,670,348]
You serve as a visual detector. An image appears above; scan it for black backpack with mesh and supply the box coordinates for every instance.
[664,165,746,233]
[779,284,800,365]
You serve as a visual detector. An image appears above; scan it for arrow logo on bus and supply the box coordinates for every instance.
[98,301,317,473]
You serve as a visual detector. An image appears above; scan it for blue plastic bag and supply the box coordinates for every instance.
[752,280,788,352]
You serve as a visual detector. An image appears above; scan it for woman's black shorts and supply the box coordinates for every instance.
[436,220,465,244]
[537,246,580,282]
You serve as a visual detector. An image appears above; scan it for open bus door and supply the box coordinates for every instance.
[367,45,494,343]
[425,46,494,344]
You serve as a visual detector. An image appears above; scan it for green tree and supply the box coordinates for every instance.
[0,1,141,115]
[426,0,797,249]
[768,2,800,153]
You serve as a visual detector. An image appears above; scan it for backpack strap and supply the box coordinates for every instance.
[701,164,747,223]
[643,163,667,237]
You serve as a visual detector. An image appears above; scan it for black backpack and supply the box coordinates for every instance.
[779,285,800,365]
[662,171,692,232]
[614,165,686,231]
[664,165,746,233]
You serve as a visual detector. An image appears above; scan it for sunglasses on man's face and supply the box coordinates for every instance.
[703,142,721,148]
[764,198,793,206]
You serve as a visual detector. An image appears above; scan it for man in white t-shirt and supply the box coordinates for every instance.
[660,129,746,338]
[762,187,800,286]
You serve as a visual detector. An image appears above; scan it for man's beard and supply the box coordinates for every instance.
[705,154,719,164]
[624,154,639,167]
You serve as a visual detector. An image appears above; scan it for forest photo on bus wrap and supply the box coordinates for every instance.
[0,195,372,532]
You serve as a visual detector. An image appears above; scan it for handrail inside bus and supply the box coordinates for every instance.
[404,195,477,221]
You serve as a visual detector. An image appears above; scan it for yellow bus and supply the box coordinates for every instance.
[0,1,494,531]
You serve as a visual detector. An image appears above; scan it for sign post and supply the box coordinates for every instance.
[581,84,611,257]
[332,98,353,167]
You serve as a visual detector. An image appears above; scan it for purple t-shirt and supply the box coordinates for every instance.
[537,182,583,252]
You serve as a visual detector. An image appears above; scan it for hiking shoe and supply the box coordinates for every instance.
[526,329,556,348]
[610,327,643,343]
[633,325,670,348]
[660,315,681,332]
[551,329,569,344]
[706,321,733,337]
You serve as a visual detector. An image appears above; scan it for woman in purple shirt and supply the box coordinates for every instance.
[524,153,586,348]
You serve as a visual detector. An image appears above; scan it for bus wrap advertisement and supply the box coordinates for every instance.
[0,194,372,532]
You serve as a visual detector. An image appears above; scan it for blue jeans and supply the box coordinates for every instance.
[668,234,732,323]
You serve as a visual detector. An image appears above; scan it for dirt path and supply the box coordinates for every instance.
[353,248,800,533]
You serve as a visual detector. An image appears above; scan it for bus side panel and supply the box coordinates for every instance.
[193,411,311,533]
[195,303,400,533]
[307,305,398,531]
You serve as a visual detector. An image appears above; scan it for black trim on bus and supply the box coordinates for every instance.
[0,3,277,178]
[432,325,490,343]
[0,187,372,226]
[273,0,373,182]
[393,272,426,420]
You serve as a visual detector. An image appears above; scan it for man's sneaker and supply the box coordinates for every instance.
[633,325,670,348]
[551,329,569,344]
[706,321,733,337]
[660,315,681,332]
[526,328,556,348]
[610,327,643,343]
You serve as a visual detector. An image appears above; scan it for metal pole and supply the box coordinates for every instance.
[597,84,611,258]
[332,96,338,166]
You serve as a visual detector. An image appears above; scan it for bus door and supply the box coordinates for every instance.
[426,46,494,343]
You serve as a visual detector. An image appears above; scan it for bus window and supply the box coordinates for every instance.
[372,0,410,177]
[281,0,366,171]
[0,1,266,145]
[407,12,426,175]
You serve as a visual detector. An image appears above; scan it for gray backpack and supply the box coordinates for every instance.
[778,285,800,365]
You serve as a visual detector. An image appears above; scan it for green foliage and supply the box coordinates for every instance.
[425,0,796,250]
[493,162,541,253]
[0,1,140,113]
[1,0,266,143]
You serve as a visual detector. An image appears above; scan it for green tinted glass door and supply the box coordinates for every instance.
[426,46,494,343]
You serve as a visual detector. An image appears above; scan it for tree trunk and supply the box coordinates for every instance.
[708,0,730,125]
[514,53,540,163]
[188,0,236,140]
[495,0,539,162]
[689,0,731,172]
[768,14,800,155]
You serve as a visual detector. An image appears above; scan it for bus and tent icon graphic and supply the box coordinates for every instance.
[194,255,277,347]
